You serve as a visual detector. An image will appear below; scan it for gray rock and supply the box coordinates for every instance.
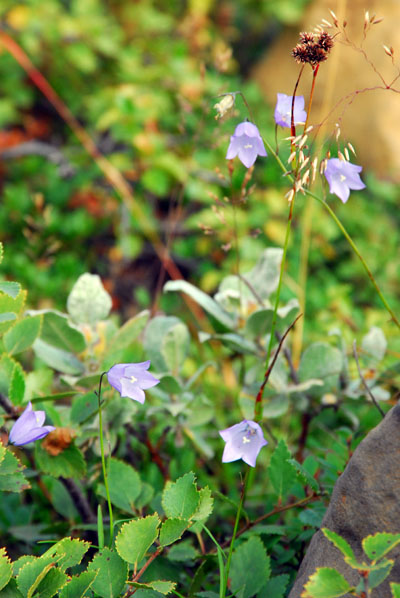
[289,404,400,597]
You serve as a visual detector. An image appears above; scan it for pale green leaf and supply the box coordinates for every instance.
[362,532,400,562]
[3,316,42,355]
[0,282,21,299]
[162,472,199,520]
[302,567,352,598]
[0,548,12,592]
[159,518,189,547]
[58,570,98,598]
[115,514,160,567]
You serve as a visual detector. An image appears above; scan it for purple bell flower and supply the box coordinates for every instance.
[226,122,267,168]
[219,419,268,467]
[9,402,55,447]
[274,93,307,128]
[324,158,366,203]
[107,361,159,404]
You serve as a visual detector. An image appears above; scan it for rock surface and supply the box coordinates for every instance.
[253,0,400,180]
[289,404,400,597]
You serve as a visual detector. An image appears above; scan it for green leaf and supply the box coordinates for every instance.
[287,458,319,492]
[58,570,98,598]
[167,540,198,562]
[362,532,400,561]
[130,580,176,595]
[302,567,353,598]
[0,313,16,324]
[33,339,84,375]
[106,458,142,513]
[163,280,235,331]
[244,248,283,299]
[159,518,189,547]
[17,555,66,598]
[230,536,270,598]
[88,547,128,598]
[256,574,289,598]
[361,327,387,363]
[44,537,90,571]
[143,316,190,373]
[0,289,26,335]
[391,582,400,597]
[192,487,213,522]
[39,311,86,353]
[0,448,29,492]
[298,343,342,398]
[108,310,150,353]
[35,442,86,479]
[3,315,42,355]
[67,273,112,325]
[70,392,98,424]
[0,548,12,592]
[9,363,26,405]
[268,439,298,500]
[115,514,160,567]
[0,282,21,299]
[368,559,393,589]
[322,529,359,567]
[162,472,199,520]
[0,578,23,597]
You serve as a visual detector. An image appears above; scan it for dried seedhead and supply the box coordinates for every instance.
[292,30,334,65]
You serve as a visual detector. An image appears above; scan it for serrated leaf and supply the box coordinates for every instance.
[130,580,176,595]
[30,568,68,598]
[192,487,213,522]
[3,315,42,355]
[108,458,142,513]
[33,339,84,375]
[108,310,150,352]
[9,363,25,405]
[0,313,16,324]
[163,280,235,331]
[0,289,26,335]
[167,540,198,562]
[159,518,189,547]
[256,574,289,598]
[268,439,298,500]
[322,529,359,567]
[287,458,319,492]
[17,555,63,598]
[301,567,352,598]
[44,538,90,571]
[362,532,400,561]
[0,282,21,299]
[39,311,86,353]
[58,570,98,598]
[230,536,270,598]
[0,548,12,592]
[35,442,86,478]
[0,448,29,492]
[115,514,160,567]
[391,582,400,597]
[368,559,393,589]
[0,578,23,597]
[162,472,199,520]
[88,547,128,598]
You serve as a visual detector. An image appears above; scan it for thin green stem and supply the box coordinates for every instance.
[262,137,400,332]
[97,372,114,545]
[254,197,295,421]
[307,190,400,330]
[223,468,250,597]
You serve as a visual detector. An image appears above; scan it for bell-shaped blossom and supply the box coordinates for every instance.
[274,93,307,128]
[107,361,159,404]
[226,122,267,168]
[9,402,55,447]
[219,419,268,467]
[324,158,366,203]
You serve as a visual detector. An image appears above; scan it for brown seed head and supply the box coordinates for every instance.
[292,30,334,65]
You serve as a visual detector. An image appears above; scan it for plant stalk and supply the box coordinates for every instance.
[97,372,114,545]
